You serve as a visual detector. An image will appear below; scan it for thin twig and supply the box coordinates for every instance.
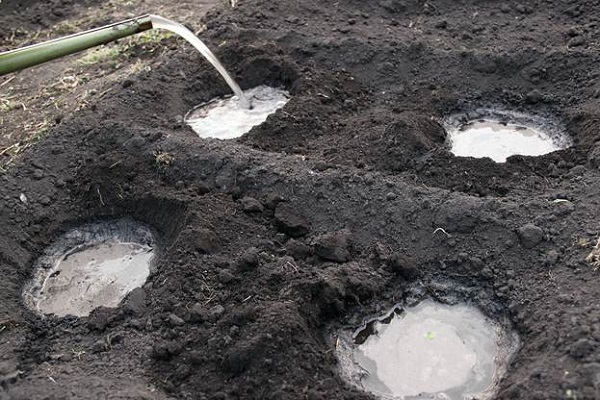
[0,76,16,89]
[0,143,19,157]
[96,187,105,206]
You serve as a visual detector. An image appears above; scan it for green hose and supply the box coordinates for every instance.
[0,15,153,76]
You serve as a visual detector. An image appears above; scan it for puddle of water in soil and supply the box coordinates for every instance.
[24,220,157,317]
[447,120,562,162]
[337,300,519,400]
[186,85,290,139]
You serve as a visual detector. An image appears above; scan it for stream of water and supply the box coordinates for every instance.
[150,15,251,109]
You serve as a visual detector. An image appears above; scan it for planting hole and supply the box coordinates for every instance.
[186,85,290,139]
[24,219,157,317]
[337,300,519,400]
[446,110,570,162]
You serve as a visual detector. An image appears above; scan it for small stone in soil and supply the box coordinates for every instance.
[207,305,225,322]
[517,223,544,249]
[237,248,260,270]
[241,196,264,213]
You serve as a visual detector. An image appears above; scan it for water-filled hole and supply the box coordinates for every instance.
[445,110,571,162]
[23,219,158,317]
[185,85,290,139]
[337,300,519,400]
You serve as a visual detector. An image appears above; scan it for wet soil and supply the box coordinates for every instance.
[1,0,600,399]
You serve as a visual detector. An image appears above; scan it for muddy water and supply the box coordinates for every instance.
[447,120,564,162]
[36,240,153,317]
[337,301,519,400]
[186,85,289,139]
[23,219,157,317]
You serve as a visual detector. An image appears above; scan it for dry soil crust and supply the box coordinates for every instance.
[1,1,600,399]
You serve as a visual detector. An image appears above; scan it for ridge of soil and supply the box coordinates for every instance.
[1,1,600,399]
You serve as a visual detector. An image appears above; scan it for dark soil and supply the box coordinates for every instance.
[0,0,100,31]
[2,0,600,399]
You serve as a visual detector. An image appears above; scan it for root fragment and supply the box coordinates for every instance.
[433,227,451,238]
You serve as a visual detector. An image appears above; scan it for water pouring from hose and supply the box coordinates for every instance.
[0,14,252,109]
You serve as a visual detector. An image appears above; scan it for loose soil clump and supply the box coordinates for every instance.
[1,1,600,399]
